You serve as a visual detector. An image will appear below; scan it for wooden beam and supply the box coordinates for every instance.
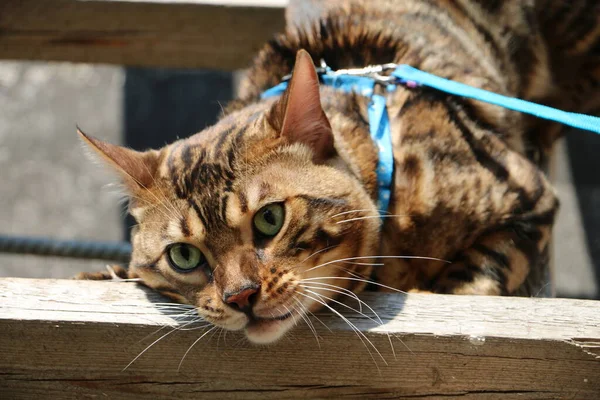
[0,278,598,398]
[0,0,286,70]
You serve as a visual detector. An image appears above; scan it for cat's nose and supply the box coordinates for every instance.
[223,284,260,312]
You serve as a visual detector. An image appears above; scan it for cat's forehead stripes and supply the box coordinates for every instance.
[161,123,250,235]
[171,209,206,242]
[179,215,192,237]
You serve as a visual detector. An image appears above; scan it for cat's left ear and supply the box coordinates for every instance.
[268,49,334,163]
[77,128,160,194]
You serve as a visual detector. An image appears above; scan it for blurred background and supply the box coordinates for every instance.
[0,63,235,278]
[0,61,598,300]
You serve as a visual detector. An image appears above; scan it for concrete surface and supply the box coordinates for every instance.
[0,61,598,299]
[0,61,124,277]
[553,134,600,299]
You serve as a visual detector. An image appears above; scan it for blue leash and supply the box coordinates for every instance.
[393,65,600,135]
[262,63,600,214]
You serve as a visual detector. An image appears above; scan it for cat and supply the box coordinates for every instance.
[76,0,599,344]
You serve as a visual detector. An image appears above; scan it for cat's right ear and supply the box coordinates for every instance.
[78,128,159,193]
[267,49,334,163]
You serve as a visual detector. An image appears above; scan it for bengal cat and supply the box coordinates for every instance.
[77,0,599,344]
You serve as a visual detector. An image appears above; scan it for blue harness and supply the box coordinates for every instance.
[261,63,600,213]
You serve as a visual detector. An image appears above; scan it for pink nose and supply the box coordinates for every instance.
[224,286,259,310]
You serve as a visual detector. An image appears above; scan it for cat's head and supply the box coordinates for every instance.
[81,50,380,344]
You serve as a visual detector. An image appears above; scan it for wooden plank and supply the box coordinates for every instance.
[0,0,286,70]
[0,278,598,398]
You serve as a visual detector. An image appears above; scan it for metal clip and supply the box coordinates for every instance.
[329,63,398,84]
[372,63,399,84]
[280,61,399,84]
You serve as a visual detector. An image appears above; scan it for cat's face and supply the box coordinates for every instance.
[81,50,380,344]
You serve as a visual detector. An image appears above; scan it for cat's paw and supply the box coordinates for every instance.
[408,289,433,294]
[73,265,131,281]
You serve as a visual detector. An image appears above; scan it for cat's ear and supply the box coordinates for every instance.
[268,49,334,162]
[78,128,159,192]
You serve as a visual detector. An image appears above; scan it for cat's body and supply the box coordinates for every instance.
[78,0,599,343]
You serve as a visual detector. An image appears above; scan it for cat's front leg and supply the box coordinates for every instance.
[432,190,558,296]
[73,265,130,281]
[74,265,190,304]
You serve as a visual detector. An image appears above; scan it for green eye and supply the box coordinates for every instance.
[167,243,205,272]
[253,203,285,237]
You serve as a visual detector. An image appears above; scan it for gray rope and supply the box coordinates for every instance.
[0,234,132,263]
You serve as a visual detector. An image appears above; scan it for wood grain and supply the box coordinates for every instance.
[0,0,286,70]
[0,277,599,399]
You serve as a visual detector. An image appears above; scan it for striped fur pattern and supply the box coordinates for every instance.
[76,0,599,343]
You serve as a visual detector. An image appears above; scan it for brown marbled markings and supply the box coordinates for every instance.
[237,191,248,214]
[401,154,422,179]
[471,0,503,13]
[180,216,191,237]
[284,194,350,255]
[426,0,505,72]
[471,243,510,270]
[539,0,598,52]
[296,194,349,209]
[443,99,510,182]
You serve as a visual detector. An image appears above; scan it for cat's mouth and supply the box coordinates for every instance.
[244,310,296,344]
[250,311,293,322]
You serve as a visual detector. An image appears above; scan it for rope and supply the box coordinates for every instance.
[0,234,132,263]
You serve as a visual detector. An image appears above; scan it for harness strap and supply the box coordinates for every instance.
[261,74,394,212]
[262,63,600,218]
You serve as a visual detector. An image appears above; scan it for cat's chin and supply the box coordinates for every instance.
[244,316,295,344]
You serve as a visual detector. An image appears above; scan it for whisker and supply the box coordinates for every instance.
[286,300,320,347]
[123,323,185,371]
[534,282,552,298]
[293,296,332,333]
[335,214,412,224]
[126,193,175,222]
[296,291,386,368]
[291,260,377,278]
[137,309,200,343]
[216,327,226,352]
[222,329,228,347]
[338,260,385,267]
[330,209,391,218]
[151,304,196,310]
[177,326,217,372]
[301,284,400,358]
[299,244,340,264]
[137,154,184,222]
[152,307,199,321]
[301,276,408,294]
[301,287,385,329]
[279,303,296,327]
[304,255,449,273]
[178,323,213,331]
[327,265,373,280]
[127,179,180,222]
[162,307,198,313]
[299,281,363,312]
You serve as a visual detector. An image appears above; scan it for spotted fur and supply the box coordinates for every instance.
[77,0,599,343]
